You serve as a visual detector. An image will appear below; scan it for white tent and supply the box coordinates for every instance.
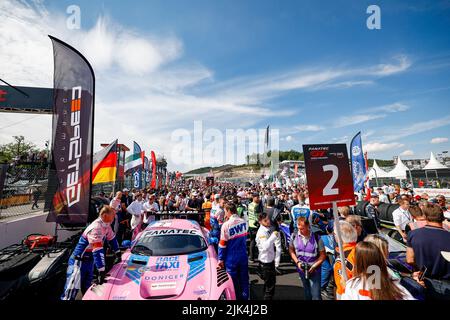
[423,152,448,170]
[368,160,389,179]
[386,156,409,179]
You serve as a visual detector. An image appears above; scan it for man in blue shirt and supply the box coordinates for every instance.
[407,203,450,300]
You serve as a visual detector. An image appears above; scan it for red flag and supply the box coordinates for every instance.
[151,151,157,189]
[364,152,371,201]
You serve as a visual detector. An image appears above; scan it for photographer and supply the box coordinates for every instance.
[289,217,326,300]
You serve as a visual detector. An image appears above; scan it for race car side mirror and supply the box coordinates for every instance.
[121,240,132,248]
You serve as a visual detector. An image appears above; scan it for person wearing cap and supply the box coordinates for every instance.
[364,194,381,229]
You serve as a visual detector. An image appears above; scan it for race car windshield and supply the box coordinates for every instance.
[132,234,207,256]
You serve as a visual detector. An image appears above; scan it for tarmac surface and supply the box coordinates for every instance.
[249,256,306,300]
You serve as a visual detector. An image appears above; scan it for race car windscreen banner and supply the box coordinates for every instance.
[45,36,95,225]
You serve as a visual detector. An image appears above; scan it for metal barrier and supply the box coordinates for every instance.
[0,163,49,220]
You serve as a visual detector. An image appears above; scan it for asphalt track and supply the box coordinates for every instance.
[249,254,307,300]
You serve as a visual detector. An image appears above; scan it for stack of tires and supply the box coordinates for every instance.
[354,201,399,225]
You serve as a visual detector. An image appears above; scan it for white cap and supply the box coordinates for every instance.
[122,188,129,192]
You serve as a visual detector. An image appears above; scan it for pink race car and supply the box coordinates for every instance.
[83,219,236,300]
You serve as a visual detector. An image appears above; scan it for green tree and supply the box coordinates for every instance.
[0,135,38,163]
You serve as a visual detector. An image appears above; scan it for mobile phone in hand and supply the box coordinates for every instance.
[418,266,427,281]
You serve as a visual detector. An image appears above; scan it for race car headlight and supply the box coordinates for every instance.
[219,291,227,300]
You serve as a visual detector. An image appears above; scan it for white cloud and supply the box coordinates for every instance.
[0,0,415,171]
[373,102,410,113]
[431,137,449,144]
[285,136,293,142]
[295,125,325,132]
[334,114,386,128]
[381,116,450,142]
[400,150,415,156]
[370,55,412,76]
[364,142,405,153]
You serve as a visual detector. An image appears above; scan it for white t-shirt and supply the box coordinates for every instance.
[392,207,412,231]
[127,200,144,229]
[143,201,160,223]
[342,277,415,300]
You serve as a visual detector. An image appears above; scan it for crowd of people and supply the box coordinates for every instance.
[61,178,450,300]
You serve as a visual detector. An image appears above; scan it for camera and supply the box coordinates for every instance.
[301,262,310,280]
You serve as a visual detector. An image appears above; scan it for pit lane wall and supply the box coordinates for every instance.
[413,188,450,198]
[0,211,79,249]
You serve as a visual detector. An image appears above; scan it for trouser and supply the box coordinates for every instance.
[226,260,250,300]
[61,254,94,300]
[31,198,39,209]
[248,228,258,261]
[116,222,128,244]
[260,261,276,300]
[320,259,333,289]
[299,269,322,300]
[424,278,450,300]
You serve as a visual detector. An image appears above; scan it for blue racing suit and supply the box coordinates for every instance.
[218,214,249,300]
[320,234,335,289]
[209,206,225,252]
[61,218,119,300]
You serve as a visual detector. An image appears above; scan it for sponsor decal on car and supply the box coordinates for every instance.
[147,229,199,236]
[151,282,177,290]
[155,256,180,270]
[187,252,207,281]
[144,274,185,281]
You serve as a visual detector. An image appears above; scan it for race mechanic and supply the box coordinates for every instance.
[218,202,249,300]
[61,205,121,300]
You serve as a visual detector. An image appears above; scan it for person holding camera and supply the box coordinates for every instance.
[289,216,326,300]
[256,211,281,300]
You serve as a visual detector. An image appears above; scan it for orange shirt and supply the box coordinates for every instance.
[202,201,212,230]
[334,242,357,298]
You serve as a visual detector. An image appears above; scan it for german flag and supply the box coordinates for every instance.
[92,140,118,185]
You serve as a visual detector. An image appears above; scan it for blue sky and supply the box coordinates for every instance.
[1,0,450,170]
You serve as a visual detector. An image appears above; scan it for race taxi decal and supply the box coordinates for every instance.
[126,254,149,285]
[155,256,180,271]
[187,251,207,282]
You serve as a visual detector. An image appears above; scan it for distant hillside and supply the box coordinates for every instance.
[185,156,394,176]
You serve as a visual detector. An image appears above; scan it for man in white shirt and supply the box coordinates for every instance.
[127,193,145,239]
[377,189,390,204]
[392,199,412,242]
[256,211,281,300]
[143,194,160,225]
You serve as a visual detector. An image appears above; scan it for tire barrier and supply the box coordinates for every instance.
[355,201,369,217]
[355,201,399,224]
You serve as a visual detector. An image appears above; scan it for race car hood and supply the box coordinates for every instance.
[104,250,212,300]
